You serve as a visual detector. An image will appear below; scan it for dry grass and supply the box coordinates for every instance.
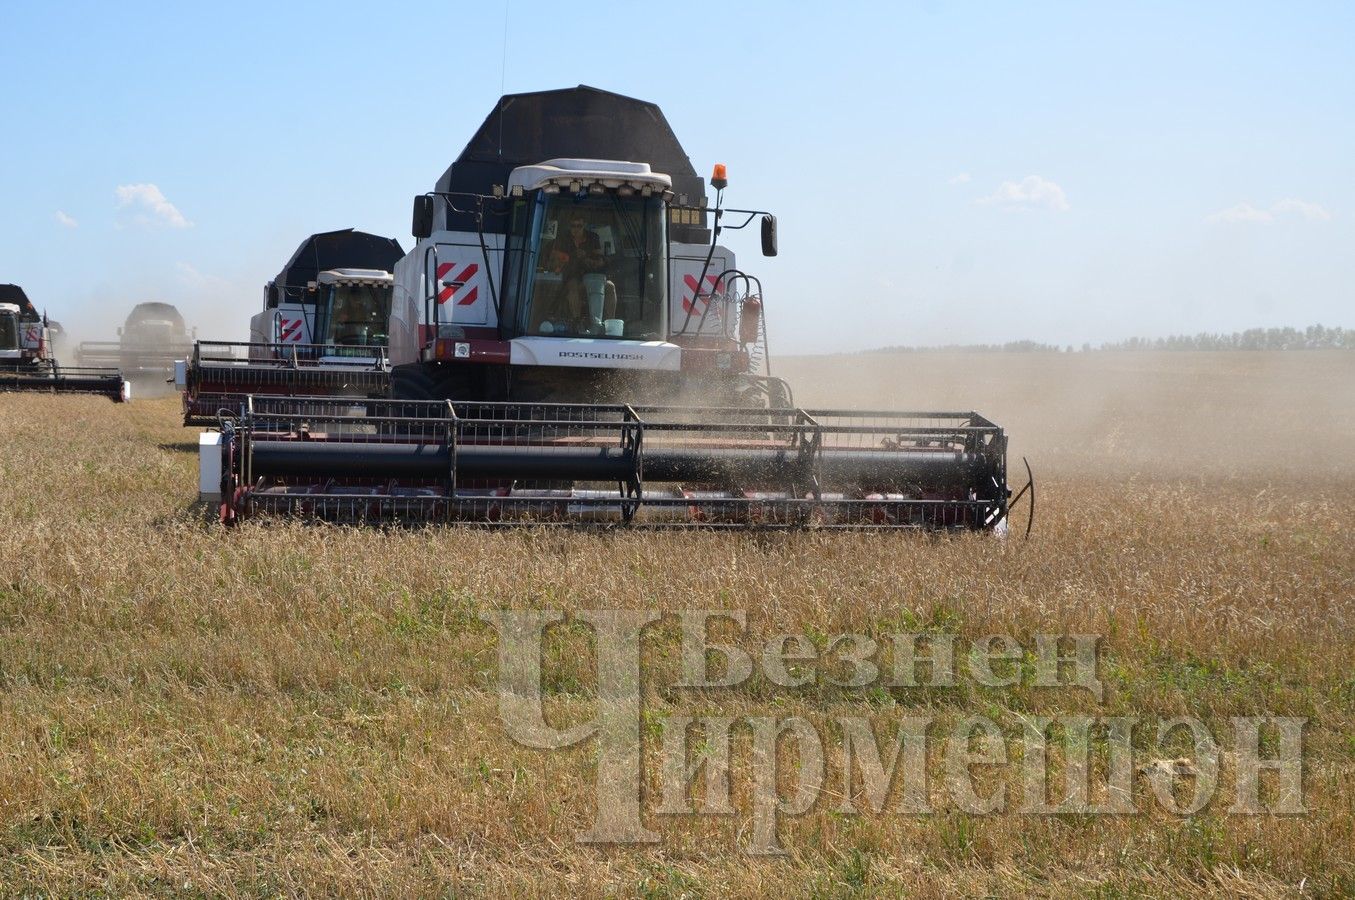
[0,350,1351,897]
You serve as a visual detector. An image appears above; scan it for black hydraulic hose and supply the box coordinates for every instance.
[476,199,501,320]
[678,189,723,335]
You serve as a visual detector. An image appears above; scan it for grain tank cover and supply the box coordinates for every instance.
[435,85,709,242]
[126,302,186,329]
[0,284,38,319]
[266,229,405,307]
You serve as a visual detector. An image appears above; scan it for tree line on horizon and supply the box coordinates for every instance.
[871,325,1351,354]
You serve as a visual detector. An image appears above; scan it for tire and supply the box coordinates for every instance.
[391,365,436,400]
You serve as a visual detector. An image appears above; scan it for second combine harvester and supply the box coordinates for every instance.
[178,229,404,424]
[204,86,1023,530]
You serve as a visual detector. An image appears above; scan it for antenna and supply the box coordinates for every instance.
[498,0,510,158]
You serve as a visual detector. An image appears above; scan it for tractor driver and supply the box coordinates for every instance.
[546,215,605,325]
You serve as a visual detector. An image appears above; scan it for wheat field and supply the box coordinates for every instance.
[0,350,1351,897]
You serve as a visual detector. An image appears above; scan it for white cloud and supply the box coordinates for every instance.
[1206,198,1332,224]
[115,183,191,228]
[1205,202,1273,224]
[948,172,971,185]
[175,261,230,291]
[54,210,78,228]
[1271,198,1332,221]
[978,175,1070,211]
[176,261,206,284]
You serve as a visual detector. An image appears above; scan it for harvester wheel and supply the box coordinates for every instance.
[391,366,437,400]
[767,377,794,409]
[731,374,794,411]
[392,364,479,402]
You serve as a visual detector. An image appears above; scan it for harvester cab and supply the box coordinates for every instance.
[203,87,1029,532]
[368,87,782,407]
[0,294,129,402]
[0,302,37,365]
[395,155,783,407]
[300,269,395,360]
[177,230,403,425]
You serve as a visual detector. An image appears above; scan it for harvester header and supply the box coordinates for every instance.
[208,397,1012,530]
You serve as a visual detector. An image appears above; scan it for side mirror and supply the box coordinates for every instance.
[116,326,123,336]
[760,215,778,257]
[411,195,435,239]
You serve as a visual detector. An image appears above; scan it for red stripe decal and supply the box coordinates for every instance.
[435,262,481,305]
[681,274,724,316]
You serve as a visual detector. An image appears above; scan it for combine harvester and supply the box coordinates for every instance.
[0,285,129,402]
[77,302,195,383]
[204,87,1029,530]
[176,229,404,425]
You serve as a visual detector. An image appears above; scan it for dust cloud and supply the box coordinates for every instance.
[777,350,1355,479]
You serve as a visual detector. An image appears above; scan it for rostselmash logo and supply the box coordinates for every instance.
[483,610,1307,854]
[557,350,646,361]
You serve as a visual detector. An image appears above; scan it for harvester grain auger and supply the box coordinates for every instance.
[176,230,403,425]
[0,290,129,402]
[196,86,1030,531]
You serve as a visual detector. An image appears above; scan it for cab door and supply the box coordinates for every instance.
[426,234,502,331]
[669,245,735,337]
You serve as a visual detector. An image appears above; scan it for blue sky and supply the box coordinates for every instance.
[1,0,1351,353]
